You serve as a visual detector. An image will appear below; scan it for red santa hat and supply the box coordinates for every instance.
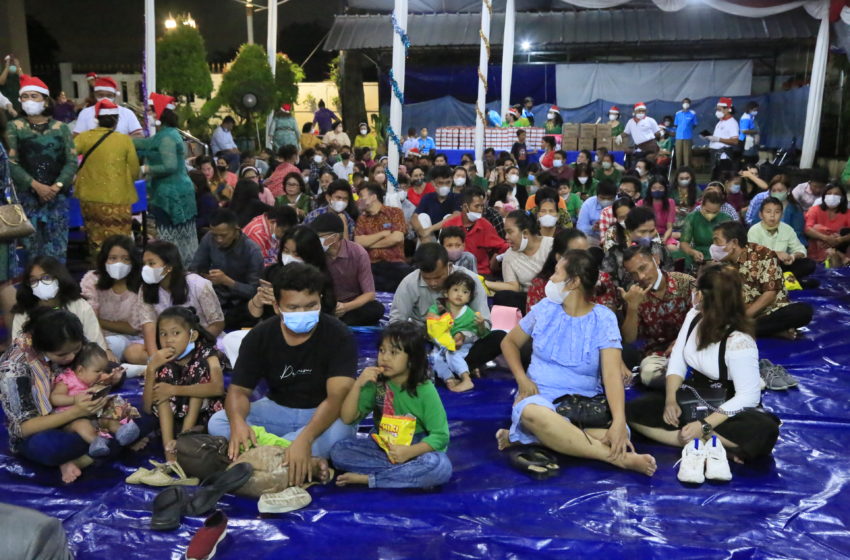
[633,102,647,112]
[548,106,560,115]
[280,103,292,112]
[95,98,120,117]
[86,72,98,79]
[609,106,620,114]
[148,92,176,120]
[19,74,50,96]
[93,77,119,95]
[717,97,733,108]
[507,107,520,118]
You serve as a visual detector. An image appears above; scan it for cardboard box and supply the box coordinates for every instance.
[560,138,578,151]
[579,123,597,138]
[595,138,613,151]
[596,125,612,140]
[562,123,580,139]
[578,138,596,151]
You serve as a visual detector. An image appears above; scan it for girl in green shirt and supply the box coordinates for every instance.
[332,322,453,489]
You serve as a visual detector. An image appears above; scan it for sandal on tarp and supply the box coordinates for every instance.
[134,460,199,487]
[150,486,186,531]
[184,462,254,517]
[506,445,560,479]
[258,487,313,514]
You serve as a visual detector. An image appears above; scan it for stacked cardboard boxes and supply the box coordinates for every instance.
[596,123,613,151]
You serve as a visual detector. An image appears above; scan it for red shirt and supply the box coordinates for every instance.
[354,205,407,263]
[407,183,436,207]
[242,214,277,266]
[442,214,509,275]
[264,162,300,198]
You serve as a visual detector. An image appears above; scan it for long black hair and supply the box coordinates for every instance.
[23,307,85,354]
[278,225,327,273]
[648,174,671,211]
[95,235,142,293]
[611,197,637,247]
[537,229,586,280]
[142,240,188,305]
[674,166,698,207]
[378,321,429,396]
[13,256,82,314]
[155,306,216,349]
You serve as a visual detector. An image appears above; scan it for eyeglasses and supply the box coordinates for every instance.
[29,274,55,288]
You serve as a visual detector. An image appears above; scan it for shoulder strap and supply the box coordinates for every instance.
[717,328,734,384]
[77,130,114,172]
[685,312,702,341]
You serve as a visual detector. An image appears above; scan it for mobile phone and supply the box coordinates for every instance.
[89,385,111,400]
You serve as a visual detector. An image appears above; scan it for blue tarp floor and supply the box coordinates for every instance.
[1,270,849,559]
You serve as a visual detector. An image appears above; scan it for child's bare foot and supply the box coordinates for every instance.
[449,373,474,392]
[495,428,513,451]
[445,378,459,391]
[311,457,331,483]
[336,472,369,486]
[471,368,481,378]
[59,461,82,483]
[619,452,657,476]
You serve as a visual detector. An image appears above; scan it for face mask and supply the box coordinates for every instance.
[507,174,520,184]
[709,243,730,261]
[772,191,788,202]
[21,100,45,116]
[281,309,320,334]
[527,174,535,182]
[313,155,323,164]
[437,186,451,198]
[544,280,569,304]
[729,183,741,194]
[466,211,481,222]
[634,236,654,248]
[280,254,303,266]
[454,177,466,187]
[751,111,758,117]
[547,112,555,120]
[142,265,167,284]
[682,103,690,110]
[217,164,228,171]
[341,153,350,160]
[8,65,17,73]
[321,236,337,253]
[601,161,612,170]
[608,114,617,121]
[678,179,690,187]
[538,214,558,228]
[447,248,464,262]
[637,168,647,176]
[176,341,195,360]
[651,261,663,291]
[106,262,132,280]
[330,200,348,213]
[618,220,626,228]
[328,156,339,164]
[651,190,665,199]
[518,235,529,252]
[359,128,367,135]
[552,160,564,168]
[598,199,613,208]
[528,185,539,195]
[715,110,724,120]
[635,113,645,120]
[578,177,588,185]
[824,194,842,209]
[32,279,59,301]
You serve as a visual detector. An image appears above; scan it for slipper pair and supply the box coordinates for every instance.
[150,463,254,531]
[506,445,561,479]
[127,460,199,487]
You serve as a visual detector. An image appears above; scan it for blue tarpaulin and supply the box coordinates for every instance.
[1,269,849,558]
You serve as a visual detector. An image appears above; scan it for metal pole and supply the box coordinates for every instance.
[246,2,254,44]
[144,0,156,134]
[800,3,829,169]
[267,0,278,75]
[500,0,515,120]
[474,0,492,176]
[387,0,408,200]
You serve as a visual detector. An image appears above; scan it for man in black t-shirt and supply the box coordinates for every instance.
[207,263,357,486]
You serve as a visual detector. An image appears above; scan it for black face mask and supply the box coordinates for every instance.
[341,153,350,160]
[217,164,228,171]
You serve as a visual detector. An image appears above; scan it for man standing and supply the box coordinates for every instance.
[191,209,264,330]
[211,116,240,172]
[72,77,142,138]
[312,100,338,135]
[354,182,413,292]
[208,262,357,485]
[739,101,760,164]
[417,127,436,156]
[440,187,509,275]
[673,97,698,168]
[703,97,739,180]
[623,102,661,156]
[312,213,385,326]
[621,246,695,388]
[511,129,528,172]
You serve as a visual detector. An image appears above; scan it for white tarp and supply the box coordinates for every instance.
[555,60,753,109]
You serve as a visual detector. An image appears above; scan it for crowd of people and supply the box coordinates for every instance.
[0,67,848,529]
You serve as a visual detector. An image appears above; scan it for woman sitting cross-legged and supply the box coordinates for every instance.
[497,249,657,477]
[626,263,781,483]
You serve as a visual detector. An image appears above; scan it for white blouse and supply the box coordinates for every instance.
[666,308,761,415]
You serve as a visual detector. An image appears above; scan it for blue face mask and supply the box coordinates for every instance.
[634,237,654,248]
[282,310,320,333]
[651,190,665,199]
[176,341,195,360]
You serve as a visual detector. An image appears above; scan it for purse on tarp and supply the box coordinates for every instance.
[553,393,612,429]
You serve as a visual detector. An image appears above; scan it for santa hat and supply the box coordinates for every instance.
[94,98,119,117]
[93,77,118,95]
[406,147,420,157]
[86,72,98,80]
[148,92,176,120]
[548,106,560,115]
[717,97,733,108]
[609,106,620,114]
[507,107,520,118]
[280,103,292,112]
[633,102,647,112]
[19,75,50,96]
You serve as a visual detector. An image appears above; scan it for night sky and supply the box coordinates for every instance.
[25,0,342,78]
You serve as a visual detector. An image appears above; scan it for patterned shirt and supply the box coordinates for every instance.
[354,205,407,263]
[601,239,673,288]
[242,214,278,266]
[733,243,789,316]
[634,272,695,356]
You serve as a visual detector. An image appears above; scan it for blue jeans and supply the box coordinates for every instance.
[206,397,356,458]
[430,343,472,382]
[330,435,452,489]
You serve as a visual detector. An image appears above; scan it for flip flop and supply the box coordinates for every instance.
[523,445,561,475]
[184,463,254,517]
[506,445,560,479]
[150,486,186,531]
[137,461,199,487]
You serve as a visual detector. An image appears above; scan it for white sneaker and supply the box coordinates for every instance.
[677,439,707,484]
[704,435,733,482]
[258,486,312,514]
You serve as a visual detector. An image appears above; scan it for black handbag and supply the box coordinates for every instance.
[675,313,733,423]
[553,393,612,429]
[175,432,231,480]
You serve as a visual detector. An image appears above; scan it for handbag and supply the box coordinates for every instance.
[0,173,35,242]
[175,432,231,481]
[675,313,732,423]
[553,393,612,429]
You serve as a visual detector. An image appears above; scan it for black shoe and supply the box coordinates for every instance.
[184,463,253,517]
[151,486,186,531]
[799,278,820,290]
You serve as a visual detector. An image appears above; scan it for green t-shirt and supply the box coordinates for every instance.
[595,168,621,185]
[681,210,732,259]
[355,380,450,452]
[564,193,583,221]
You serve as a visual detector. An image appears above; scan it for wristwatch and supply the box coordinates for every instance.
[700,419,713,436]
[55,182,63,190]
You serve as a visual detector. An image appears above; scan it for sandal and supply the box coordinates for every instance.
[137,461,200,487]
[258,487,312,514]
[301,468,335,489]
[506,445,560,479]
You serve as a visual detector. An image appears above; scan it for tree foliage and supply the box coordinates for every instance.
[217,44,276,120]
[156,25,213,99]
[275,53,305,107]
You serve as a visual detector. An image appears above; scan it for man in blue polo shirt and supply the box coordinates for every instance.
[739,101,760,164]
[412,165,461,243]
[673,97,698,168]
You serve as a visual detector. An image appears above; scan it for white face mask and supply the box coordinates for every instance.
[651,260,663,291]
[359,128,367,135]
[682,103,690,110]
[635,113,646,120]
[141,265,167,284]
[330,200,348,213]
[608,114,617,121]
[280,254,304,266]
[518,235,529,252]
[552,159,564,168]
[544,280,570,304]
[637,168,647,176]
[547,112,555,120]
[437,186,451,198]
[32,279,59,301]
[678,179,690,187]
[105,262,132,280]
[709,244,730,261]
[21,100,45,116]
[466,211,481,222]
[313,155,323,164]
[454,177,466,187]
[578,177,588,185]
[618,220,626,228]
[538,214,558,228]
[507,174,520,184]
[824,194,842,208]
[528,185,539,194]
[715,110,725,120]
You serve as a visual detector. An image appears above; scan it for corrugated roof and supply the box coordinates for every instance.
[324,7,817,50]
